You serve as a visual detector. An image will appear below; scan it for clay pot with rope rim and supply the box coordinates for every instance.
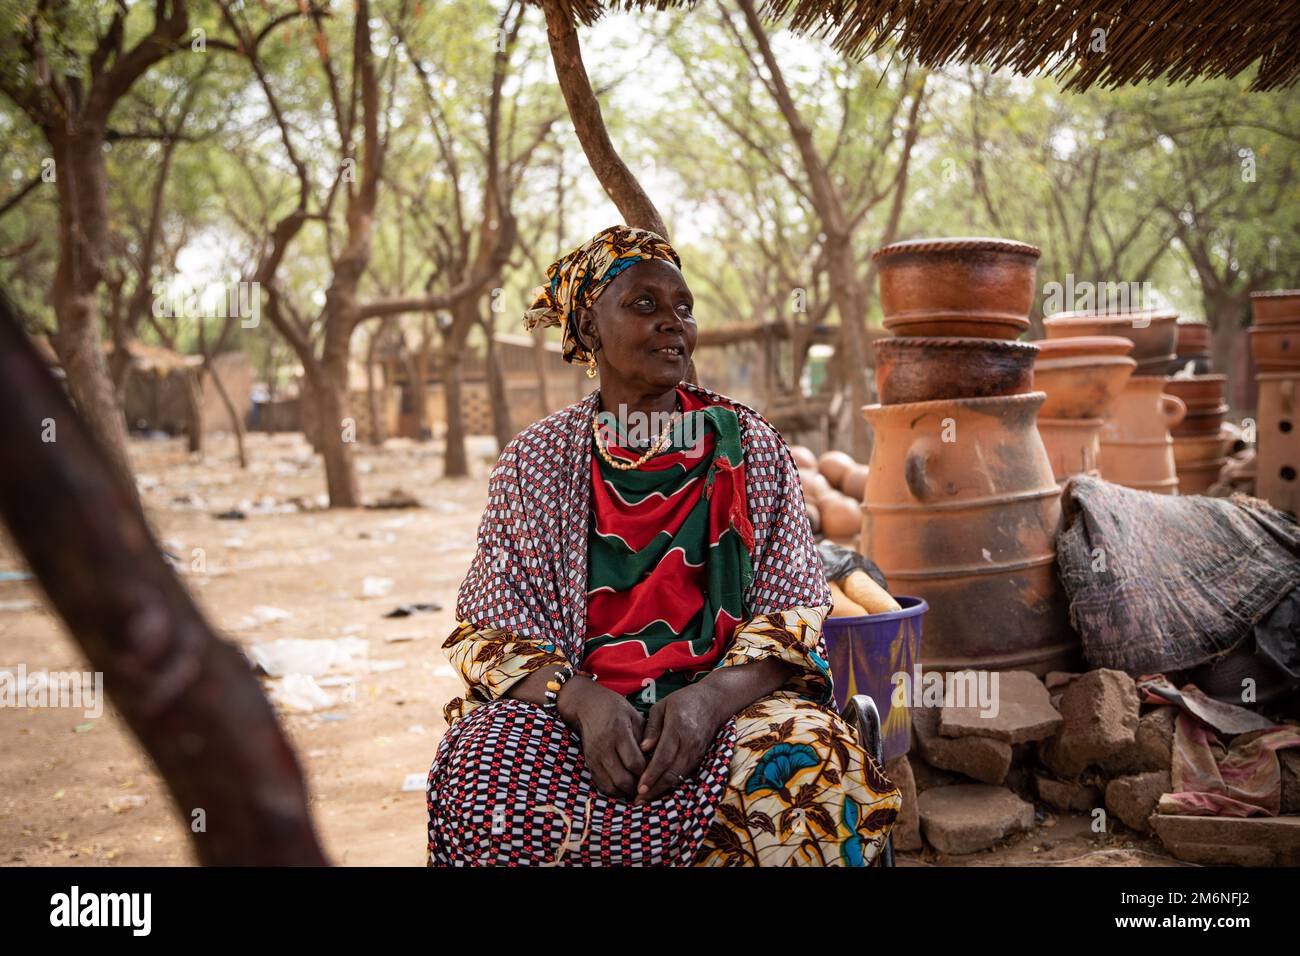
[861,391,1076,674]
[873,237,1040,339]
[873,337,1038,405]
[1043,309,1178,370]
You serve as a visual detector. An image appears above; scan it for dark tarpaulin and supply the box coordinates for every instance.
[1056,476,1300,675]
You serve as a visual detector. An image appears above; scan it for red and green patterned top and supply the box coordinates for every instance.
[583,387,755,713]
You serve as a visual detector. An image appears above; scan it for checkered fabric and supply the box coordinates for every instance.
[427,698,738,866]
[454,381,831,665]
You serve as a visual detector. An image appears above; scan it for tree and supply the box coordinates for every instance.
[0,0,193,493]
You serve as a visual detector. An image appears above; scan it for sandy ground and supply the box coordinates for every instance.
[0,431,1174,867]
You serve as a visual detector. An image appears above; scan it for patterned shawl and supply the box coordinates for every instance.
[453,382,832,687]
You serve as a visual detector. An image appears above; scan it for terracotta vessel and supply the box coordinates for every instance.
[1098,375,1185,494]
[1172,404,1229,437]
[874,337,1038,405]
[1043,309,1178,368]
[1175,459,1225,495]
[1255,373,1300,517]
[1176,322,1212,357]
[1249,326,1300,371]
[873,237,1040,339]
[1038,417,1104,483]
[861,391,1076,674]
[1033,354,1136,420]
[1250,290,1300,327]
[1171,430,1233,466]
[1164,375,1226,411]
[1033,335,1134,361]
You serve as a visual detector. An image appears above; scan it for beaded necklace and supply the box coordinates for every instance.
[591,399,682,472]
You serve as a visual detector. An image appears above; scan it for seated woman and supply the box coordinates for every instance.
[426,224,900,866]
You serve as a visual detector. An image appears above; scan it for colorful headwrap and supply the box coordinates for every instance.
[522,224,682,366]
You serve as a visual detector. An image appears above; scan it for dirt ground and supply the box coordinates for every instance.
[0,431,1176,867]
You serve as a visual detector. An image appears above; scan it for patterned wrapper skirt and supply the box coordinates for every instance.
[427,692,900,867]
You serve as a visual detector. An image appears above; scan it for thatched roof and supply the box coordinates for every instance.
[565,0,1299,91]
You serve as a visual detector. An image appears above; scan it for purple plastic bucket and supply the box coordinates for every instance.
[822,596,927,763]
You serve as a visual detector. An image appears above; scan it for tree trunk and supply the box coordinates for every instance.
[0,291,327,865]
[312,359,362,507]
[531,326,551,413]
[184,370,204,454]
[365,338,385,447]
[206,359,248,469]
[47,127,137,499]
[442,347,469,478]
[483,321,513,451]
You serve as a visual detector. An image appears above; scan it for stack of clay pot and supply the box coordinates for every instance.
[862,237,1075,675]
[1250,290,1300,516]
[1172,322,1213,375]
[1164,374,1233,495]
[1030,336,1135,483]
[1043,309,1183,494]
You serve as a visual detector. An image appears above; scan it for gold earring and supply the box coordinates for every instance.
[585,354,598,379]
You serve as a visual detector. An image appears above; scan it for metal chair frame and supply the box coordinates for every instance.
[840,693,895,867]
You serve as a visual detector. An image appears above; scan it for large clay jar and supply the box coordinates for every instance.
[1038,417,1104,483]
[1098,375,1185,494]
[874,337,1038,405]
[873,237,1040,339]
[861,392,1076,674]
[1043,309,1178,374]
[1250,290,1300,327]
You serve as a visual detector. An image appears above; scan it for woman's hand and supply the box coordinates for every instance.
[558,678,647,801]
[634,683,727,804]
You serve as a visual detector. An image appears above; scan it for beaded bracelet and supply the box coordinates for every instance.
[543,665,595,714]
[543,665,575,713]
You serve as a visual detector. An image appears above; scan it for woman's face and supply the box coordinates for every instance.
[576,258,697,395]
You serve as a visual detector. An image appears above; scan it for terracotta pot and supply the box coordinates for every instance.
[841,463,869,502]
[861,391,1076,674]
[1250,290,1300,327]
[1033,335,1134,361]
[1249,326,1300,371]
[1033,354,1136,420]
[820,492,863,539]
[1043,309,1178,366]
[1176,322,1212,357]
[1171,405,1229,437]
[1174,458,1226,495]
[1163,375,1226,411]
[874,337,1038,405]
[799,469,832,503]
[1098,375,1183,494]
[1172,431,1233,466]
[789,445,818,471]
[873,237,1040,339]
[1037,417,1104,483]
[818,450,855,488]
